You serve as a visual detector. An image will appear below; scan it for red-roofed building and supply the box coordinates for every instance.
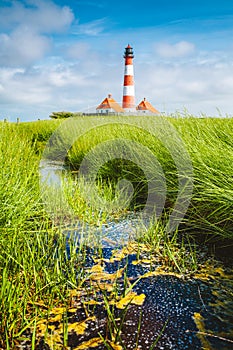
[96,94,124,114]
[136,98,160,114]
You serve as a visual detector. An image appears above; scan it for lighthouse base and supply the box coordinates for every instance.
[123,108,136,113]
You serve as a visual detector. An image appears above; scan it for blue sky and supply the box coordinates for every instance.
[0,0,233,121]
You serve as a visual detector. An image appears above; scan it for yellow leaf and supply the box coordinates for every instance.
[90,268,124,282]
[141,259,152,264]
[73,337,103,349]
[132,260,140,265]
[108,342,123,350]
[83,299,102,305]
[67,316,96,335]
[132,293,146,305]
[68,308,78,313]
[141,271,156,278]
[49,313,63,322]
[116,292,146,309]
[45,332,63,347]
[29,301,48,308]
[193,312,212,350]
[114,268,124,279]
[90,272,109,280]
[96,282,114,292]
[50,307,66,314]
[112,252,127,261]
[212,266,227,278]
[37,322,47,336]
[90,264,104,273]
[69,289,84,297]
[132,258,153,265]
[36,319,47,325]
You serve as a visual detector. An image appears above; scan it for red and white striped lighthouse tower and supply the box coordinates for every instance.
[122,44,136,112]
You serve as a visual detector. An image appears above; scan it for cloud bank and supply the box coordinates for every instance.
[0,0,233,121]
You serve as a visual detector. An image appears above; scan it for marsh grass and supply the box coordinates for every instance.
[11,115,233,239]
[0,123,86,347]
[172,117,233,238]
[17,119,62,155]
[137,219,198,274]
[0,227,92,348]
[65,115,233,239]
[0,115,233,348]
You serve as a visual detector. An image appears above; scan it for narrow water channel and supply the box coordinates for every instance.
[38,160,233,350]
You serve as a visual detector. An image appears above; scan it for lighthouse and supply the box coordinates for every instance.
[122,44,136,112]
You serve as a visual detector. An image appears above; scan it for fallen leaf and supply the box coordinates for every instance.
[90,268,124,281]
[90,264,104,273]
[84,299,102,305]
[36,322,47,336]
[67,316,96,335]
[50,307,66,314]
[45,332,63,348]
[116,292,146,309]
[49,313,63,322]
[108,342,123,350]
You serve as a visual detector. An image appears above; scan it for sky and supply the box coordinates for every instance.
[0,0,233,121]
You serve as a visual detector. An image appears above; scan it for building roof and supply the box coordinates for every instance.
[96,94,124,113]
[136,98,160,114]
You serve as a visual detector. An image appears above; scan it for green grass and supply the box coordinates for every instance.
[16,118,62,155]
[2,115,232,238]
[57,115,233,239]
[171,117,233,237]
[0,122,43,229]
[0,114,232,348]
[0,122,87,348]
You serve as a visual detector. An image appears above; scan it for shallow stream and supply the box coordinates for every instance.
[37,160,233,350]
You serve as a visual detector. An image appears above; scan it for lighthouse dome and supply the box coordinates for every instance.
[124,44,134,58]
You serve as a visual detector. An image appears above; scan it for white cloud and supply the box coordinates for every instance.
[135,57,233,115]
[0,0,74,67]
[0,0,74,33]
[0,67,50,105]
[66,42,91,59]
[155,41,195,58]
[72,18,107,36]
[0,28,51,66]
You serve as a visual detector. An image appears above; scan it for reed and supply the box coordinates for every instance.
[64,115,233,239]
[0,123,86,347]
[173,117,233,238]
